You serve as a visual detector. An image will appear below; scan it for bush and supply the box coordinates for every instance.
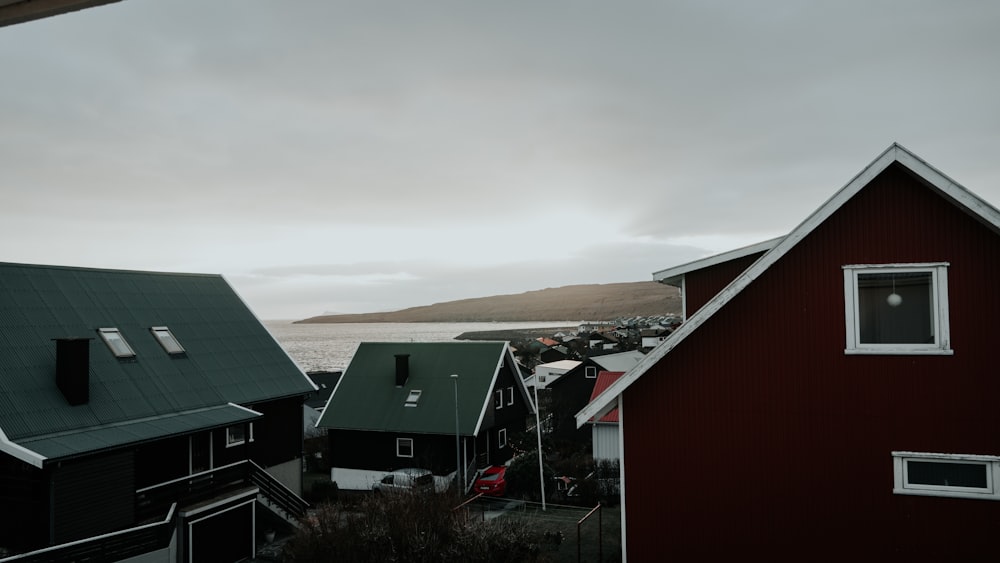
[283,492,544,563]
[304,479,339,504]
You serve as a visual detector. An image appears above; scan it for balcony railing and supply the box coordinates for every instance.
[0,504,176,563]
[1,460,308,563]
[136,459,308,522]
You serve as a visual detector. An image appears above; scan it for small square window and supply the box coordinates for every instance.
[226,423,253,447]
[498,428,507,449]
[892,452,1000,500]
[843,263,951,355]
[151,326,185,355]
[585,366,597,378]
[98,328,135,358]
[397,437,414,458]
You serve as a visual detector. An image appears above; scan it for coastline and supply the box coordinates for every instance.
[454,326,577,341]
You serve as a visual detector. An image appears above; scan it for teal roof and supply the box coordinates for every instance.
[0,262,315,463]
[316,341,516,436]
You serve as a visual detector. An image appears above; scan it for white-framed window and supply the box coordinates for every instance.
[98,328,136,358]
[843,263,951,355]
[892,452,1000,500]
[150,326,185,355]
[396,437,414,458]
[498,428,507,449]
[405,390,421,407]
[585,366,597,378]
[225,423,253,447]
[494,390,503,409]
[506,386,514,406]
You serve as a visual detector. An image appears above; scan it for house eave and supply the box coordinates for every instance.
[0,425,46,468]
[652,236,784,287]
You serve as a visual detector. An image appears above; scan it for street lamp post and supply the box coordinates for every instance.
[451,373,461,493]
[533,381,546,510]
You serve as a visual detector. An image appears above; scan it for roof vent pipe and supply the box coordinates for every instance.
[54,338,91,406]
[394,354,410,387]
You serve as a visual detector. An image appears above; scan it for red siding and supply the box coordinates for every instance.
[684,252,766,315]
[623,164,1000,561]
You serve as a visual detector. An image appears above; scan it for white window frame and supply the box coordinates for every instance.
[150,326,185,355]
[98,327,136,358]
[498,428,507,449]
[225,423,253,448]
[843,263,952,355]
[892,451,1000,500]
[494,389,503,410]
[396,437,414,458]
[506,386,514,406]
[405,389,421,407]
[585,366,598,379]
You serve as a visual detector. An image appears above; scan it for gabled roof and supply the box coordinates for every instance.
[0,262,316,466]
[652,237,783,287]
[578,143,1000,427]
[0,0,122,28]
[588,371,624,424]
[304,370,342,409]
[590,350,645,372]
[316,341,532,436]
[536,359,582,373]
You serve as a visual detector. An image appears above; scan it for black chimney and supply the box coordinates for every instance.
[55,338,91,406]
[394,354,410,387]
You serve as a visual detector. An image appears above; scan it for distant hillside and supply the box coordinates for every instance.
[295,282,682,323]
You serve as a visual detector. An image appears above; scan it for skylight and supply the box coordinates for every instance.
[405,390,422,407]
[150,326,185,355]
[98,328,135,358]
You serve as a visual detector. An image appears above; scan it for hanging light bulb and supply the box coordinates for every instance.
[886,274,902,307]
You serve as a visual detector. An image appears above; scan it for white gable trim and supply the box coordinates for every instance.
[577,143,1000,427]
[472,345,506,437]
[0,425,46,468]
[472,343,534,436]
[508,345,537,415]
[652,236,783,287]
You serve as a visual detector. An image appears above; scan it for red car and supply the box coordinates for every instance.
[473,465,507,496]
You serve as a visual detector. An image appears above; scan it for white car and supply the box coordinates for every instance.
[373,468,434,494]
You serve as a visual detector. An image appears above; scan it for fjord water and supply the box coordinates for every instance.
[264,320,574,373]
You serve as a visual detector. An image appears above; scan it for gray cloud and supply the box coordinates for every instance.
[2,1,998,318]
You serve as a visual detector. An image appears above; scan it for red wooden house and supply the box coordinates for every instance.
[577,144,1000,561]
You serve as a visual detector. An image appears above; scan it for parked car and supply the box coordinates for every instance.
[373,468,434,494]
[473,465,508,497]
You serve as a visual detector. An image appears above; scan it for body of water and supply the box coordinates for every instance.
[264,321,575,373]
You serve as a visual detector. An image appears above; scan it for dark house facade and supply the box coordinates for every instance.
[578,144,1000,561]
[317,341,534,492]
[0,263,316,563]
[545,351,644,445]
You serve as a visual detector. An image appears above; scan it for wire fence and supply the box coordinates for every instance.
[456,496,620,563]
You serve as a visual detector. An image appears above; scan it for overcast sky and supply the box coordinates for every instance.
[2,1,998,319]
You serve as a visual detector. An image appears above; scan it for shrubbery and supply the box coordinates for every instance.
[283,492,545,562]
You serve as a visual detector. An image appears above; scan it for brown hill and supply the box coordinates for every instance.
[294,281,682,323]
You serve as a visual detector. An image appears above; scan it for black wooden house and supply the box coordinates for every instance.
[0,263,316,563]
[316,342,535,492]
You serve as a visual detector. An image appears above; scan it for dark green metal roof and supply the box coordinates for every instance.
[0,262,315,462]
[316,341,513,436]
[19,403,261,461]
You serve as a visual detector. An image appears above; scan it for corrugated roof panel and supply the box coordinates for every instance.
[317,341,507,436]
[0,262,314,451]
[19,403,261,460]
